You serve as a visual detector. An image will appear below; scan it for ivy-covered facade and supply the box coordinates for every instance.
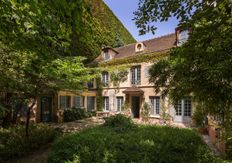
[93,31,196,125]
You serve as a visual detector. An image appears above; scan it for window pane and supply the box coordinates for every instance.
[131,66,141,85]
[103,97,109,111]
[74,96,84,108]
[149,96,160,115]
[60,96,71,109]
[116,97,123,112]
[87,96,95,111]
[175,100,182,116]
[155,97,160,114]
[102,72,109,86]
[184,98,191,116]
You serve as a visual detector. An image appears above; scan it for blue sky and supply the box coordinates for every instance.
[103,0,179,42]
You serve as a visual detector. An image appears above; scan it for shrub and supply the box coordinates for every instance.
[104,114,135,132]
[192,105,207,127]
[48,125,222,163]
[141,102,150,122]
[0,124,59,161]
[63,108,94,122]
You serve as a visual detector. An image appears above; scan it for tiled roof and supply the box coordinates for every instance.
[94,33,176,63]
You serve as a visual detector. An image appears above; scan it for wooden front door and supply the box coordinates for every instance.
[131,96,140,118]
[41,97,52,122]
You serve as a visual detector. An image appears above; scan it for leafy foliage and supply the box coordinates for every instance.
[110,69,128,87]
[96,77,103,111]
[100,51,168,67]
[48,125,222,163]
[104,114,136,132]
[141,102,150,122]
[86,0,135,47]
[63,108,93,122]
[0,124,59,161]
[192,104,208,128]
[137,0,232,158]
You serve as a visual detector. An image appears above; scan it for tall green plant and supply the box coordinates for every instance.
[135,0,232,158]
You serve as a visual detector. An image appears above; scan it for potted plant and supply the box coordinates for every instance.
[192,105,208,135]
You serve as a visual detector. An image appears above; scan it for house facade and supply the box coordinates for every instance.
[34,28,193,124]
[95,29,193,124]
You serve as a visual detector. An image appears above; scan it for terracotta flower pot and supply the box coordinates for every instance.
[197,127,208,135]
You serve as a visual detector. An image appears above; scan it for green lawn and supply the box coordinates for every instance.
[48,122,222,163]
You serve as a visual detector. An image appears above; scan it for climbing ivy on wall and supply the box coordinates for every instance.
[99,51,169,67]
[96,77,103,111]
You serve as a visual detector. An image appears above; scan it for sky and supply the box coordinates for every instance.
[103,0,179,42]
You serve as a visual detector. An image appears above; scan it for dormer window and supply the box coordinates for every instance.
[178,30,189,46]
[103,52,111,61]
[135,43,145,53]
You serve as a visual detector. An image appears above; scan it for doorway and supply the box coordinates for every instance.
[41,97,52,122]
[131,96,140,118]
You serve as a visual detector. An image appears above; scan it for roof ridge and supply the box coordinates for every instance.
[143,33,175,43]
[114,33,175,50]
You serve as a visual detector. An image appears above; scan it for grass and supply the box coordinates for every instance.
[48,124,222,163]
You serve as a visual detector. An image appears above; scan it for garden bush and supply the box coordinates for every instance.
[63,108,94,122]
[0,124,59,161]
[104,114,136,132]
[48,125,223,163]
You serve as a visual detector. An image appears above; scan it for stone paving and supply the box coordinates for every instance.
[201,134,221,156]
[48,117,104,134]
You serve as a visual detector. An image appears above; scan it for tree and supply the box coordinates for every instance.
[0,0,97,136]
[134,0,232,158]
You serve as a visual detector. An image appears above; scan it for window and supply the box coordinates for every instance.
[149,96,160,115]
[102,72,109,86]
[175,100,182,116]
[184,98,191,116]
[73,96,84,108]
[60,96,71,109]
[87,79,94,88]
[87,96,95,111]
[104,52,111,61]
[116,97,124,112]
[178,30,189,45]
[131,66,141,85]
[135,43,145,52]
[174,98,192,116]
[103,97,109,111]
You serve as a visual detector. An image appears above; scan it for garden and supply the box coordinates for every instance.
[48,115,223,163]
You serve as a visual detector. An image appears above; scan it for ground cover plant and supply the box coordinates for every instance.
[48,115,222,163]
[63,108,94,122]
[0,124,59,161]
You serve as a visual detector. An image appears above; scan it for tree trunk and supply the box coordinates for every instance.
[12,103,23,124]
[25,101,36,138]
[2,93,12,128]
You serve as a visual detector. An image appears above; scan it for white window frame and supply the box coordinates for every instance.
[104,52,111,61]
[116,97,124,112]
[102,72,109,86]
[178,30,189,45]
[149,96,160,115]
[103,97,110,111]
[131,66,141,85]
[175,98,192,117]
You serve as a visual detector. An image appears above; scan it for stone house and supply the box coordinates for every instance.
[35,28,194,125]
[93,28,193,125]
